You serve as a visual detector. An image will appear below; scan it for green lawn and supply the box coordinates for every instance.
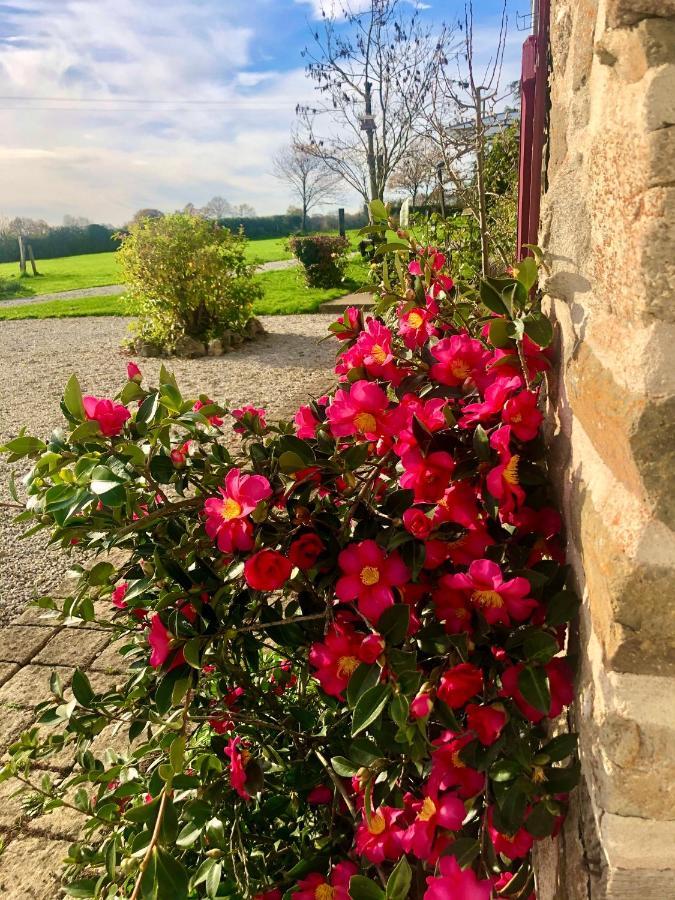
[0,229,363,300]
[0,253,370,321]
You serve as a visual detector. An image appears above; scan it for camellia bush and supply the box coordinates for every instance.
[2,204,578,899]
[288,234,349,288]
[118,212,263,353]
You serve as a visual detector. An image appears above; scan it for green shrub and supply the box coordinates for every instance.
[288,234,349,287]
[118,213,263,349]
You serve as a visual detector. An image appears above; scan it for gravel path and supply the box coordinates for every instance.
[0,259,299,308]
[0,314,335,623]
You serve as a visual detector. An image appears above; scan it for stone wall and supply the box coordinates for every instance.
[535,0,675,895]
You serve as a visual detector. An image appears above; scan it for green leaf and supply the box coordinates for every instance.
[523,630,559,664]
[350,875,386,900]
[389,693,409,728]
[513,256,538,291]
[473,424,490,461]
[154,846,189,900]
[278,451,306,474]
[369,199,388,222]
[64,879,98,898]
[1,435,47,455]
[386,856,412,900]
[182,637,203,670]
[525,802,557,837]
[90,466,124,497]
[545,590,579,626]
[88,561,114,586]
[541,732,577,762]
[137,392,159,424]
[480,279,509,317]
[351,683,390,736]
[445,837,480,867]
[523,313,553,348]
[347,662,380,709]
[488,317,511,348]
[170,735,185,773]
[71,669,94,706]
[517,666,551,714]
[63,374,86,421]
[69,421,102,443]
[377,604,409,645]
[205,860,222,899]
[331,756,358,777]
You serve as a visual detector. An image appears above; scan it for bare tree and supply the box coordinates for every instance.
[230,203,257,218]
[388,138,440,207]
[272,139,341,230]
[201,196,233,219]
[422,2,510,275]
[298,0,446,207]
[62,214,92,228]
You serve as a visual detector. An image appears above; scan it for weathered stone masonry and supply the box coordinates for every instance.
[534,0,675,895]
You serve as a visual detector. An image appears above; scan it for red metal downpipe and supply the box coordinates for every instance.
[517,0,550,260]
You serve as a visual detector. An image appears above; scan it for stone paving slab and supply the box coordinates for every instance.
[33,628,109,668]
[0,834,71,899]
[319,290,375,313]
[0,664,75,708]
[0,626,59,666]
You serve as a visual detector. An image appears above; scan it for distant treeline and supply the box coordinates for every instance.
[0,224,121,263]
[0,209,369,263]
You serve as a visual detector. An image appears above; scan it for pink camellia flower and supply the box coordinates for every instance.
[355,805,404,863]
[244,550,292,591]
[147,614,184,670]
[486,426,526,514]
[492,332,551,380]
[288,533,325,570]
[333,305,362,340]
[445,523,495,567]
[193,398,223,427]
[500,658,574,723]
[437,662,483,709]
[432,580,473,635]
[83,396,130,437]
[254,891,282,900]
[487,807,534,859]
[359,632,386,663]
[466,703,508,746]
[294,861,357,900]
[424,856,492,900]
[459,376,522,429]
[430,333,490,387]
[502,389,543,441]
[410,691,434,720]
[335,539,410,623]
[398,304,438,350]
[111,582,129,609]
[307,784,333,805]
[204,468,272,554]
[232,405,267,434]
[126,361,142,382]
[355,319,399,381]
[402,507,434,539]
[400,448,455,504]
[225,736,251,800]
[326,381,391,441]
[402,788,466,860]
[294,404,320,439]
[429,733,485,799]
[433,481,481,530]
[443,559,538,627]
[309,622,376,699]
[408,248,446,277]
[493,872,535,899]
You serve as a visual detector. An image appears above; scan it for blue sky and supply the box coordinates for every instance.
[0,0,525,225]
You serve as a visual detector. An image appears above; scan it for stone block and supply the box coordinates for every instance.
[0,626,58,665]
[33,628,109,668]
[605,0,675,27]
[0,705,34,754]
[0,664,74,708]
[0,833,70,899]
[87,639,129,674]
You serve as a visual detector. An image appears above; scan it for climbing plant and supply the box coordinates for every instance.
[1,202,577,899]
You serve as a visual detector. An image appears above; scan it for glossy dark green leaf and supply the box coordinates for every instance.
[351,683,390,736]
[349,875,385,900]
[386,856,412,900]
[347,663,380,709]
[517,665,551,714]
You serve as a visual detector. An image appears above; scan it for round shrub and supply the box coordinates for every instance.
[2,227,577,899]
[288,234,349,287]
[118,212,263,352]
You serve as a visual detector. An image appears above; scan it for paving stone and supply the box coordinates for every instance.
[0,706,36,754]
[11,606,62,627]
[0,833,71,899]
[0,662,20,686]
[88,639,129,674]
[0,626,58,665]
[0,664,74,709]
[33,628,109,668]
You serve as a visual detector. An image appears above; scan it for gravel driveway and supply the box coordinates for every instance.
[0,314,335,623]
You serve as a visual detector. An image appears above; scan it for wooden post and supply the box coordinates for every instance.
[18,235,26,275]
[27,244,40,276]
[338,208,346,237]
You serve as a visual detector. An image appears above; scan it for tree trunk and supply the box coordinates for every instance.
[27,244,40,276]
[473,87,490,278]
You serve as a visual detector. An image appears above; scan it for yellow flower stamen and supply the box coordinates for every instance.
[368,812,386,835]
[315,886,335,900]
[472,589,504,609]
[337,656,360,678]
[450,359,470,379]
[407,312,424,329]
[503,454,520,485]
[221,498,242,520]
[371,344,388,364]
[360,566,380,586]
[418,796,437,822]
[353,411,377,433]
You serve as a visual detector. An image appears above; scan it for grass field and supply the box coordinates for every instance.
[0,229,362,300]
[0,253,370,320]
